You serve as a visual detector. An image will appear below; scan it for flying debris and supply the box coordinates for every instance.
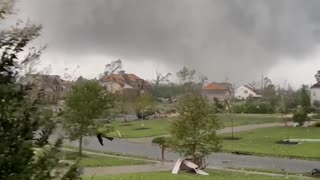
[96,133,114,146]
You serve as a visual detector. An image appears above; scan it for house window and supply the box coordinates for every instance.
[244,90,248,93]
[313,91,317,96]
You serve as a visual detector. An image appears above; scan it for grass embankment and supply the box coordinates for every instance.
[82,170,299,180]
[222,127,320,159]
[109,114,287,138]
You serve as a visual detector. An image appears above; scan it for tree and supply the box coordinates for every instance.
[224,97,235,139]
[0,1,80,179]
[63,80,113,156]
[152,137,169,161]
[135,92,154,128]
[169,93,221,165]
[176,66,195,84]
[277,95,289,126]
[315,70,320,82]
[293,106,308,126]
[198,74,208,87]
[113,92,136,122]
[262,83,277,106]
[298,85,311,110]
[102,59,122,76]
[152,71,171,96]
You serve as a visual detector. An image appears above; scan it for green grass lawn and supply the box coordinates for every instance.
[82,170,298,180]
[109,114,287,138]
[64,152,149,167]
[222,127,320,159]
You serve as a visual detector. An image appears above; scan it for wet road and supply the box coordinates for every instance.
[64,134,320,173]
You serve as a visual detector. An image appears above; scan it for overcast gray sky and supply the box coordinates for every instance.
[5,0,320,88]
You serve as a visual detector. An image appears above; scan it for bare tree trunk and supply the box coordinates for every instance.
[231,115,234,139]
[79,134,83,157]
[141,112,145,128]
[161,146,165,161]
[284,113,288,127]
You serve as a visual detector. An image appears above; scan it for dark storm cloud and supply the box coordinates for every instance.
[10,0,320,81]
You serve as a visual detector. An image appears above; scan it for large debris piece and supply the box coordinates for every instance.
[171,159,209,176]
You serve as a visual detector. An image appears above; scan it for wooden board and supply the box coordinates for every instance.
[171,159,183,174]
[183,160,199,169]
[195,169,209,176]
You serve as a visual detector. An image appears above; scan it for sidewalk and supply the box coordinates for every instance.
[83,162,173,176]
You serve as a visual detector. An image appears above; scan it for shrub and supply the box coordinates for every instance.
[293,108,308,126]
[314,122,320,127]
[232,104,242,113]
[257,103,274,113]
[241,102,274,114]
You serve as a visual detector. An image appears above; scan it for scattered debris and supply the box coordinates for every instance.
[96,133,114,146]
[311,168,320,176]
[117,130,122,138]
[171,159,209,176]
[293,122,299,127]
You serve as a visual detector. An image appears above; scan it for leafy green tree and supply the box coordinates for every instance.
[298,85,311,110]
[64,80,113,156]
[169,93,221,163]
[135,92,154,128]
[0,1,80,179]
[293,106,308,126]
[262,84,277,105]
[176,66,196,84]
[152,137,169,161]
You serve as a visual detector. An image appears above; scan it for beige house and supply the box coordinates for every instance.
[100,71,151,94]
[24,74,72,102]
[202,82,233,103]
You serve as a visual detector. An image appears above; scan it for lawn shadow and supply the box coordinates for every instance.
[275,140,299,145]
[223,137,241,141]
[231,151,252,155]
[134,127,151,130]
[119,123,133,127]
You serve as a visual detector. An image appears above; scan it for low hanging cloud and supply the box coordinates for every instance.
[9,0,320,82]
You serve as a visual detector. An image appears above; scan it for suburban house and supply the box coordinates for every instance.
[23,74,72,102]
[202,82,233,103]
[311,71,320,107]
[100,70,151,94]
[235,85,262,100]
[311,82,320,107]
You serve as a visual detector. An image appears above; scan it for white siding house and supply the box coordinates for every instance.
[311,82,320,106]
[235,85,262,100]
